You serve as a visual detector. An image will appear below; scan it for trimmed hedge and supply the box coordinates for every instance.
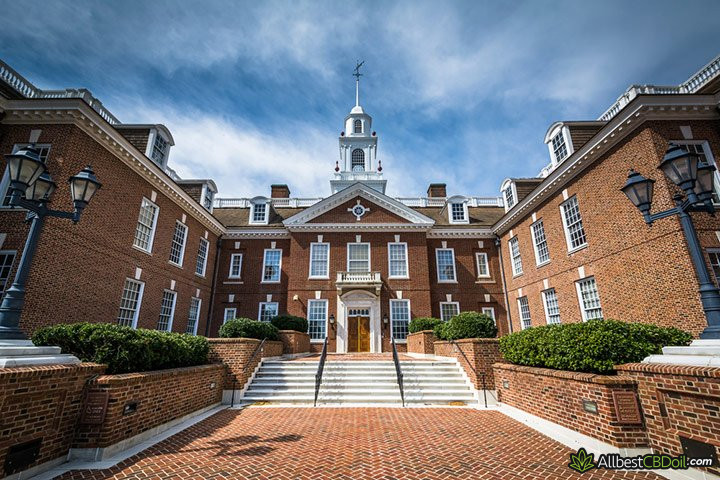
[409,317,443,334]
[219,317,279,341]
[31,322,209,374]
[434,311,497,340]
[498,319,693,374]
[271,314,308,333]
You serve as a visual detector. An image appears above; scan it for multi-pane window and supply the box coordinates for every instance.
[450,202,467,223]
[481,307,495,322]
[518,296,531,329]
[354,119,362,134]
[388,243,408,278]
[307,299,328,341]
[531,219,550,265]
[561,196,587,251]
[0,251,16,295]
[262,249,282,282]
[309,243,330,278]
[259,302,279,322]
[476,252,490,278]
[351,149,365,171]
[169,221,188,266]
[503,185,515,209]
[251,203,268,224]
[1,144,51,206]
[551,132,568,162]
[542,288,561,325]
[186,297,201,335]
[676,142,720,203]
[229,254,243,279]
[151,134,169,165]
[117,279,144,328]
[436,248,456,282]
[157,290,177,331]
[390,299,410,340]
[223,308,237,323]
[133,198,159,252]
[202,187,214,210]
[440,302,459,322]
[509,237,523,276]
[577,277,603,321]
[196,238,209,276]
[347,243,370,272]
[708,250,720,286]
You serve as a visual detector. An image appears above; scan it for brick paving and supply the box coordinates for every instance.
[58,408,662,480]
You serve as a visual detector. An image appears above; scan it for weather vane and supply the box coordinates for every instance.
[353,60,364,80]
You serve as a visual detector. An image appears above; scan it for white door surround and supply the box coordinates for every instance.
[336,290,381,353]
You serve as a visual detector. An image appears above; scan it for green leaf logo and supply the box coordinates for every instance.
[568,448,596,473]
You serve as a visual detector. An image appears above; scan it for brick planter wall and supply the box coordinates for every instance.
[494,363,648,449]
[617,363,720,477]
[0,363,105,477]
[73,364,223,450]
[208,338,284,390]
[407,331,436,355]
[434,339,502,388]
[277,330,310,354]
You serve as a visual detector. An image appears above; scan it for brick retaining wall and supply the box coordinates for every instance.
[208,338,284,389]
[434,339,502,388]
[277,330,310,354]
[407,331,436,355]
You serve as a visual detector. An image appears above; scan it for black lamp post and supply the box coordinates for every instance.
[621,143,720,339]
[0,145,102,340]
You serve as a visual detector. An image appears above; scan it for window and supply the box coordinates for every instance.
[196,238,209,276]
[117,278,144,328]
[476,252,490,278]
[169,221,188,266]
[157,290,177,331]
[676,141,720,203]
[518,296,531,329]
[262,249,282,282]
[229,253,243,279]
[202,187,214,211]
[390,299,410,341]
[258,302,279,322]
[351,149,365,172]
[481,307,495,322]
[309,243,330,278]
[133,198,159,252]
[708,250,720,286]
[551,132,568,162]
[435,248,456,282]
[250,202,269,224]
[1,144,51,206]
[561,196,587,251]
[223,307,237,323]
[440,302,459,322]
[531,219,550,265]
[542,288,561,325]
[347,243,370,272]
[576,277,603,321]
[509,237,522,276]
[307,299,328,341]
[503,185,515,209]
[388,242,408,278]
[0,251,16,294]
[151,134,169,166]
[186,297,201,335]
[450,202,468,223]
[354,119,362,134]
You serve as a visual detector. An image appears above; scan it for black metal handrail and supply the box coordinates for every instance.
[448,339,490,408]
[231,338,266,407]
[391,335,405,407]
[313,336,328,407]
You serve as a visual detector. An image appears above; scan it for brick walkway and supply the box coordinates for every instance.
[59,408,662,480]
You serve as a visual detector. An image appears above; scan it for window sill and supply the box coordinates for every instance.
[437,280,458,284]
[310,339,325,343]
[512,273,523,278]
[567,244,588,255]
[392,339,408,344]
[308,276,330,280]
[223,280,244,285]
[168,261,184,269]
[132,245,153,256]
[261,281,281,284]
[195,273,206,279]
[535,260,551,268]
[475,278,493,284]
[388,276,410,280]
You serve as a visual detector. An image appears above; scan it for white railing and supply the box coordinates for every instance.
[333,171,382,181]
[336,271,381,284]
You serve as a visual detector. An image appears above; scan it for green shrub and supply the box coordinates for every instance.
[219,317,279,341]
[408,317,443,334]
[498,319,693,374]
[271,314,308,333]
[434,311,497,340]
[31,322,209,374]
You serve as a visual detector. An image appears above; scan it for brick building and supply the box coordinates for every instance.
[1,55,719,350]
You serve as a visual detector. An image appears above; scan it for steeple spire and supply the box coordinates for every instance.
[353,60,364,107]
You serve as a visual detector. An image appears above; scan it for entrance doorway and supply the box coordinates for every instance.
[347,309,371,353]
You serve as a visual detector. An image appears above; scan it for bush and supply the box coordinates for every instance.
[408,317,443,334]
[219,317,279,341]
[271,314,308,333]
[434,311,497,340]
[31,322,209,374]
[498,319,693,374]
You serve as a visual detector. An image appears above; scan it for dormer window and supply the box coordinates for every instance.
[354,119,362,134]
[151,134,169,167]
[351,149,365,172]
[551,132,568,162]
[447,196,469,224]
[202,187,214,211]
[250,198,270,224]
[544,123,574,166]
[501,179,516,212]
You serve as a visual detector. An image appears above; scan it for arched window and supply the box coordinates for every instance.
[351,149,365,172]
[354,119,362,134]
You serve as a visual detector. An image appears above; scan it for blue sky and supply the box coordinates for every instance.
[1,0,719,198]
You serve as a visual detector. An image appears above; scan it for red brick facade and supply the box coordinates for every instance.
[434,339,502,388]
[406,330,436,355]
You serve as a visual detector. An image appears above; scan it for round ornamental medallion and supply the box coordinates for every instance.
[348,201,369,221]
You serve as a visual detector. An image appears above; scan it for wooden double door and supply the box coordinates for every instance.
[347,316,371,352]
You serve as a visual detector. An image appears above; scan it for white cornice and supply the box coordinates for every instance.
[0,97,225,235]
[224,229,290,239]
[426,228,495,238]
[287,223,432,232]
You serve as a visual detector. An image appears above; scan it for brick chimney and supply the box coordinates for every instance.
[271,184,291,198]
[427,183,447,198]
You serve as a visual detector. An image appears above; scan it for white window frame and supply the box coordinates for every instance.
[708,248,720,286]
[500,179,517,212]
[390,299,411,342]
[448,200,469,224]
[530,219,550,266]
[223,307,237,323]
[560,196,588,253]
[481,307,495,323]
[307,299,328,342]
[542,288,561,325]
[249,200,270,225]
[186,297,201,335]
[475,252,490,278]
[509,236,523,276]
[347,242,371,273]
[157,289,177,332]
[133,197,159,253]
[387,242,409,279]
[117,278,145,329]
[262,248,282,283]
[435,248,457,283]
[196,237,209,277]
[440,301,460,322]
[228,253,243,279]
[545,124,574,166]
[309,242,330,279]
[575,276,604,321]
[674,140,720,204]
[1,144,52,208]
[518,296,531,330]
[258,302,279,322]
[0,250,16,294]
[169,221,188,267]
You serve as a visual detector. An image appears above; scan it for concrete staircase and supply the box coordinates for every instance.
[241,358,489,406]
